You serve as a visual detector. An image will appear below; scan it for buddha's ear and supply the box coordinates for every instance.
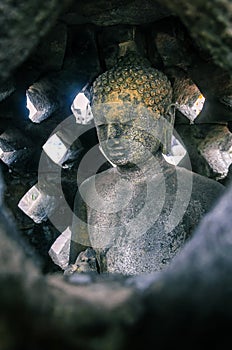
[161,104,176,155]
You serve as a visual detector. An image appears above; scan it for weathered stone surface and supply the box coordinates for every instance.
[198,125,232,180]
[18,183,58,224]
[0,77,15,102]
[0,128,35,171]
[43,132,83,168]
[70,52,224,275]
[189,61,232,123]
[24,25,101,125]
[176,123,232,180]
[71,92,93,124]
[0,1,232,348]
[170,68,204,123]
[62,0,171,26]
[26,22,67,75]
[26,79,60,123]
[221,163,232,186]
[97,25,146,70]
[2,167,74,272]
[155,0,232,75]
[154,29,191,70]
[195,98,232,123]
[0,128,31,152]
[0,170,232,349]
[149,15,232,123]
[64,247,98,275]
[62,25,101,89]
[49,226,71,270]
[0,0,72,82]
[91,51,173,121]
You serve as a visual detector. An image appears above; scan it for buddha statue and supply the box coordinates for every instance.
[68,47,224,275]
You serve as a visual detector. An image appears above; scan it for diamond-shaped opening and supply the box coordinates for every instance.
[71,92,93,124]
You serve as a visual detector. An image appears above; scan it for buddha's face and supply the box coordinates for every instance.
[93,103,163,167]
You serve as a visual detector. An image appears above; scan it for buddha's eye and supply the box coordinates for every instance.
[97,124,107,138]
[123,121,134,127]
[97,124,107,131]
[97,123,105,128]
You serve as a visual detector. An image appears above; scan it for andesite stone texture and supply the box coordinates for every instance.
[155,0,232,75]
[69,51,224,275]
[0,0,72,82]
[176,124,232,180]
[0,171,232,348]
[61,0,171,26]
[0,0,232,348]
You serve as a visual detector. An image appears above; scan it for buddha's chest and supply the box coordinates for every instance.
[86,176,179,251]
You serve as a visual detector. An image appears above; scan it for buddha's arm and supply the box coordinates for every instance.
[69,188,91,264]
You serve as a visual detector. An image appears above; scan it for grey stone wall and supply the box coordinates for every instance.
[0,1,232,348]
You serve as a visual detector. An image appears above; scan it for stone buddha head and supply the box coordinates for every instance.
[91,52,174,169]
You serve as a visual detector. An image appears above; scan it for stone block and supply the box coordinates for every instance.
[71,92,93,124]
[0,128,34,170]
[18,184,57,224]
[49,226,71,270]
[26,79,59,123]
[0,77,15,102]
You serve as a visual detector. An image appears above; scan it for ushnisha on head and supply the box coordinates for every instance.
[91,50,174,167]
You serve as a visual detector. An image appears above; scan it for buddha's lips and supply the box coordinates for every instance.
[108,148,125,155]
[106,145,126,157]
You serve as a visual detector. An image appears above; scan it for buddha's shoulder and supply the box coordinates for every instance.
[79,167,120,195]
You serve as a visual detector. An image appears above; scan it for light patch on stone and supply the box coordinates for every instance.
[163,135,186,166]
[49,226,71,270]
[0,150,19,166]
[18,183,57,223]
[178,94,205,124]
[43,133,68,165]
[71,92,93,124]
[192,94,205,116]
[199,125,232,179]
[26,88,55,124]
[26,94,38,121]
